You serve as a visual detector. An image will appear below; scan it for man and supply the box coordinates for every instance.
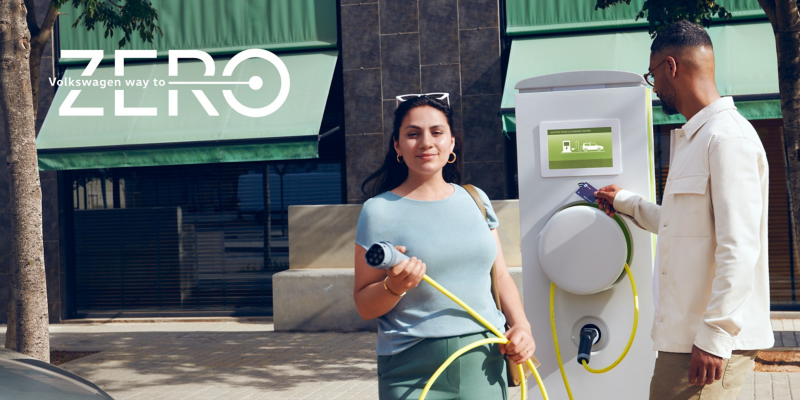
[593,20,774,400]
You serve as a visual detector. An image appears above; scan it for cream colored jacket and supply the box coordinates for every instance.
[614,97,774,358]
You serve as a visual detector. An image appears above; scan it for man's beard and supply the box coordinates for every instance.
[658,84,679,115]
[661,97,679,115]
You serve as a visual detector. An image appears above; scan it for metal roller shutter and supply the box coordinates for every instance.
[70,161,343,317]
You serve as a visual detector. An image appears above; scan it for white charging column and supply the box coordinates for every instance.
[515,71,656,399]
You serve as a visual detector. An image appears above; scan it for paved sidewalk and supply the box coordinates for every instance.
[21,321,381,400]
[0,321,798,399]
[772,318,800,348]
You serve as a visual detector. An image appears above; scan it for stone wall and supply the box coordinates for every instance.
[341,0,507,204]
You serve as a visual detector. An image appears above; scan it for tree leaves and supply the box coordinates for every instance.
[596,0,733,37]
[52,0,162,48]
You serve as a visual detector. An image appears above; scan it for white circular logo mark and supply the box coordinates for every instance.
[222,49,290,118]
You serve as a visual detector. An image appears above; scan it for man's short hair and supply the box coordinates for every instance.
[651,20,713,55]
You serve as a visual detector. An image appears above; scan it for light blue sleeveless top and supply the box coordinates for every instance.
[355,184,506,356]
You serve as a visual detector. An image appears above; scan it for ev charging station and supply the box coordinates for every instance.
[514,71,657,399]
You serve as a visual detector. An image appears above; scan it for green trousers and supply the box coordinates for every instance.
[377,331,508,400]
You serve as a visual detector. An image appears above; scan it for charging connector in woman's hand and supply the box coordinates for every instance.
[365,241,410,269]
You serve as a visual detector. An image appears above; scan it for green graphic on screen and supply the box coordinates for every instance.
[547,127,613,169]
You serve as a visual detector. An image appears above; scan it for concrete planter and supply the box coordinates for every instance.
[274,201,523,332]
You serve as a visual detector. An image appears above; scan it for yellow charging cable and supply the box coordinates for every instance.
[419,274,548,400]
[550,263,639,399]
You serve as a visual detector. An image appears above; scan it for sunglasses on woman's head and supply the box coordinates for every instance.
[395,92,450,107]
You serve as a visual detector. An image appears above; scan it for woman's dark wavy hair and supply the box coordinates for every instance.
[361,95,462,198]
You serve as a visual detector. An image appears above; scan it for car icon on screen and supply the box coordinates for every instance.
[582,142,604,152]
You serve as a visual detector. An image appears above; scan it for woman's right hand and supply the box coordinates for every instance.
[385,246,426,296]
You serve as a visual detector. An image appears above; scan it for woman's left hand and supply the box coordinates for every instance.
[499,324,536,365]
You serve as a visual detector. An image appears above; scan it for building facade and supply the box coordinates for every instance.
[0,0,796,323]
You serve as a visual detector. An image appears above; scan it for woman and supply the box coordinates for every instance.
[353,94,535,399]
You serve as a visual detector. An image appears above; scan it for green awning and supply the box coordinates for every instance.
[505,0,765,36]
[58,0,338,65]
[37,50,338,170]
[502,21,779,131]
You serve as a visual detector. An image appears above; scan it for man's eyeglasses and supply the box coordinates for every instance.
[396,92,450,107]
[644,58,676,87]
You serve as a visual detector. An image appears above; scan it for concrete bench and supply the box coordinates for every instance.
[274,200,523,331]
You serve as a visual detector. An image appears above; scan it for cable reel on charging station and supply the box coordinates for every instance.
[539,203,632,296]
[539,202,639,399]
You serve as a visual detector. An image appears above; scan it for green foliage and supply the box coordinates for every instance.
[52,0,162,48]
[595,0,733,37]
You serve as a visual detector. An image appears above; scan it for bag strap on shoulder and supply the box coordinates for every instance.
[461,184,503,313]
[462,185,538,385]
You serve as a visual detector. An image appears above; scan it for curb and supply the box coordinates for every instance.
[762,347,800,352]
[59,316,274,324]
[771,311,800,319]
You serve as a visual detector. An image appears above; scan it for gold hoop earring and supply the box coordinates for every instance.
[397,154,404,163]
[447,153,456,164]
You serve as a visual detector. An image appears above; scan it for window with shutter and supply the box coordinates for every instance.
[69,162,343,317]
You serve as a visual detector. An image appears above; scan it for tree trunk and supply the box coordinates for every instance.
[0,0,50,362]
[27,1,58,123]
[28,37,42,121]
[762,0,800,304]
[4,296,15,350]
[776,28,800,303]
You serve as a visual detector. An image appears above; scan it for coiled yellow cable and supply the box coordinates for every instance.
[419,274,548,400]
[549,263,639,399]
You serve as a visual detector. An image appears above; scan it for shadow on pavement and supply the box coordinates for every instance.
[4,329,378,396]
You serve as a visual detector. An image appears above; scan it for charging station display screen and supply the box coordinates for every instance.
[538,119,622,177]
[547,127,613,169]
